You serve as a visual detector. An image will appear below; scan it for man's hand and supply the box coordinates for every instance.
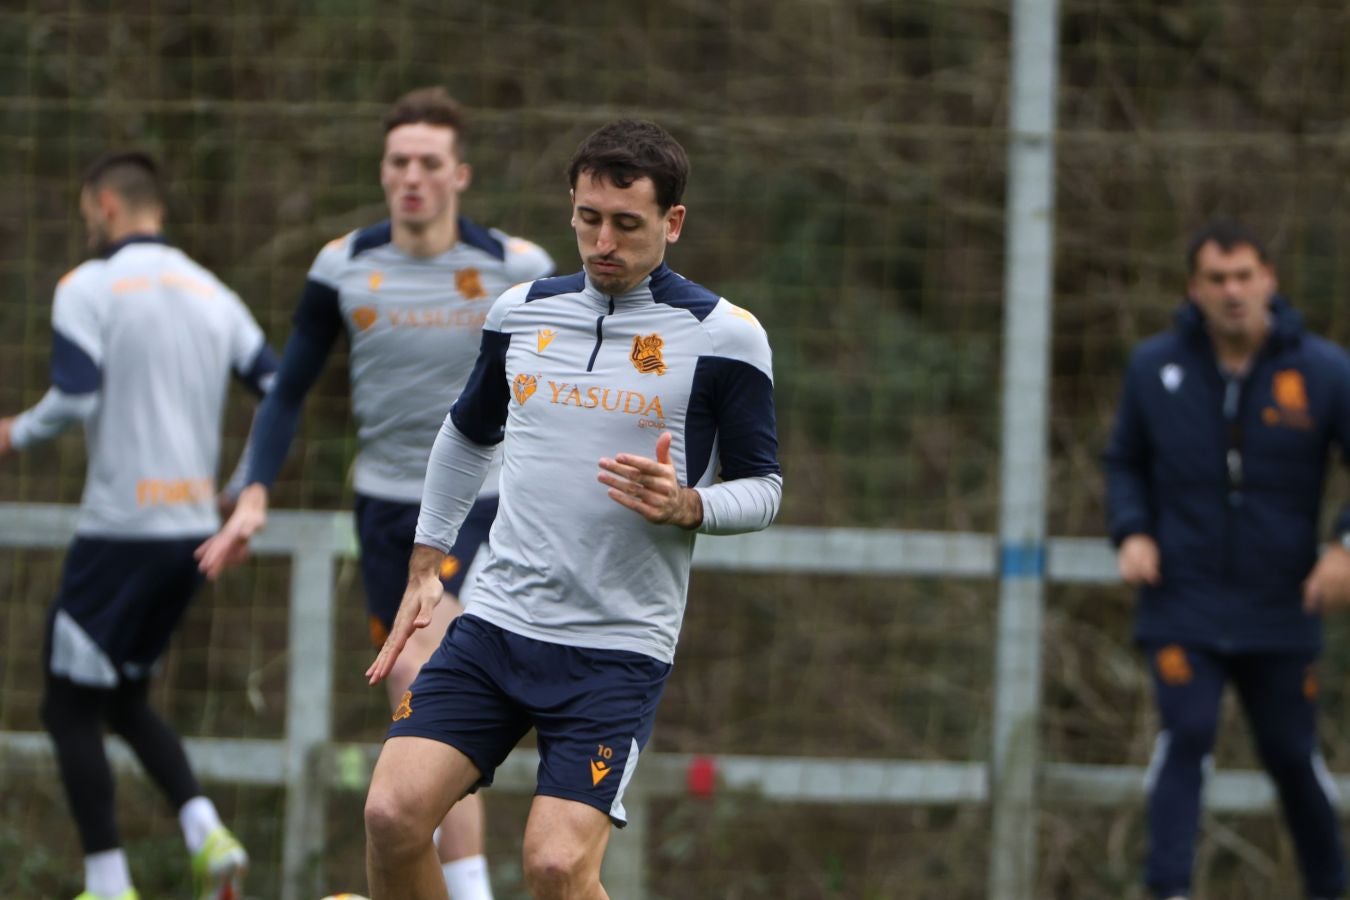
[0,416,14,459]
[598,431,702,529]
[1304,544,1350,614]
[195,483,269,580]
[367,545,447,685]
[1117,533,1161,586]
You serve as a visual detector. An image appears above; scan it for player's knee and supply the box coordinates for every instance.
[41,681,95,738]
[1165,715,1220,757]
[364,789,428,861]
[1257,739,1317,778]
[104,683,151,735]
[522,841,593,896]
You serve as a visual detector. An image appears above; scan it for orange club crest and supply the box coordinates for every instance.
[1273,369,1308,411]
[1155,644,1193,686]
[456,267,488,300]
[392,691,413,721]
[351,306,378,332]
[631,333,666,375]
[513,373,538,404]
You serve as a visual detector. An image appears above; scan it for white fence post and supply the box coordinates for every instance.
[990,0,1061,897]
[281,542,337,900]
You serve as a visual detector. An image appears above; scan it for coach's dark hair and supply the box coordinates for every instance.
[384,87,467,149]
[1186,219,1270,274]
[82,152,164,210]
[568,119,689,211]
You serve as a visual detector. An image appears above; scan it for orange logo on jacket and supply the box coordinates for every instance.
[1155,645,1193,686]
[1274,370,1308,411]
[631,333,667,375]
[513,373,538,404]
[456,268,488,300]
[1263,369,1313,430]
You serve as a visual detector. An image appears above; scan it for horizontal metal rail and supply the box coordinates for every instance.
[0,502,1121,580]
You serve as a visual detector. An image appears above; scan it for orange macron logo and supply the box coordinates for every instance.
[1155,644,1192,686]
[537,329,557,352]
[514,373,538,404]
[368,271,384,292]
[439,555,461,581]
[590,759,613,787]
[630,333,667,375]
[392,691,413,722]
[456,267,487,300]
[352,306,378,332]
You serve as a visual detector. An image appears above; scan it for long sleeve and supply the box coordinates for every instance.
[414,413,496,552]
[696,473,783,534]
[1104,356,1153,546]
[11,387,98,449]
[244,279,342,488]
[12,283,104,449]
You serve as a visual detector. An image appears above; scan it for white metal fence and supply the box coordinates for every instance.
[3,501,1343,899]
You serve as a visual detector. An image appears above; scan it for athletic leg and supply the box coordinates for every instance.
[359,495,495,897]
[522,797,612,900]
[1231,651,1346,899]
[42,674,121,854]
[365,736,482,900]
[1142,643,1227,899]
[105,676,200,810]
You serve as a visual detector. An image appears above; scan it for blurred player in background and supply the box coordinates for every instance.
[1105,220,1350,900]
[0,152,274,900]
[362,118,782,899]
[196,86,553,900]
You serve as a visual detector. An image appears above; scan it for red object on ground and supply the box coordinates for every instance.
[687,755,717,796]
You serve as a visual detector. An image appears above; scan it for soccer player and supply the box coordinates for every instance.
[1105,220,1350,900]
[0,152,274,900]
[361,119,783,900]
[195,87,553,899]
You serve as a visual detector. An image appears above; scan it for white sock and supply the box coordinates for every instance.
[443,854,493,900]
[85,848,133,897]
[179,795,224,853]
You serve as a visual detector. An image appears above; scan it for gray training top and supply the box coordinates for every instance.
[415,264,784,663]
[308,220,553,502]
[12,237,271,537]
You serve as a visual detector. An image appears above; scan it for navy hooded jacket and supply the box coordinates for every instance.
[1104,296,1350,652]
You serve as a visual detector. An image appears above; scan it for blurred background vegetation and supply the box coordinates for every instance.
[2,0,1350,896]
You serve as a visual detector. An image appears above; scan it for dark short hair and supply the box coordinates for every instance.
[383,86,467,151]
[1186,219,1270,274]
[82,151,164,210]
[567,119,689,211]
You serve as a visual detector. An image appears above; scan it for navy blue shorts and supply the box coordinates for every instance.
[387,614,671,826]
[354,493,498,645]
[43,536,206,688]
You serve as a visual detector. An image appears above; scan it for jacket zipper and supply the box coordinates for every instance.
[587,296,615,372]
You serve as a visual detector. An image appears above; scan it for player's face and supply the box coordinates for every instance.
[572,172,685,296]
[79,186,112,252]
[1188,241,1276,346]
[381,123,470,231]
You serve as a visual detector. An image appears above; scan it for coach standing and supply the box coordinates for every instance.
[1105,220,1350,900]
